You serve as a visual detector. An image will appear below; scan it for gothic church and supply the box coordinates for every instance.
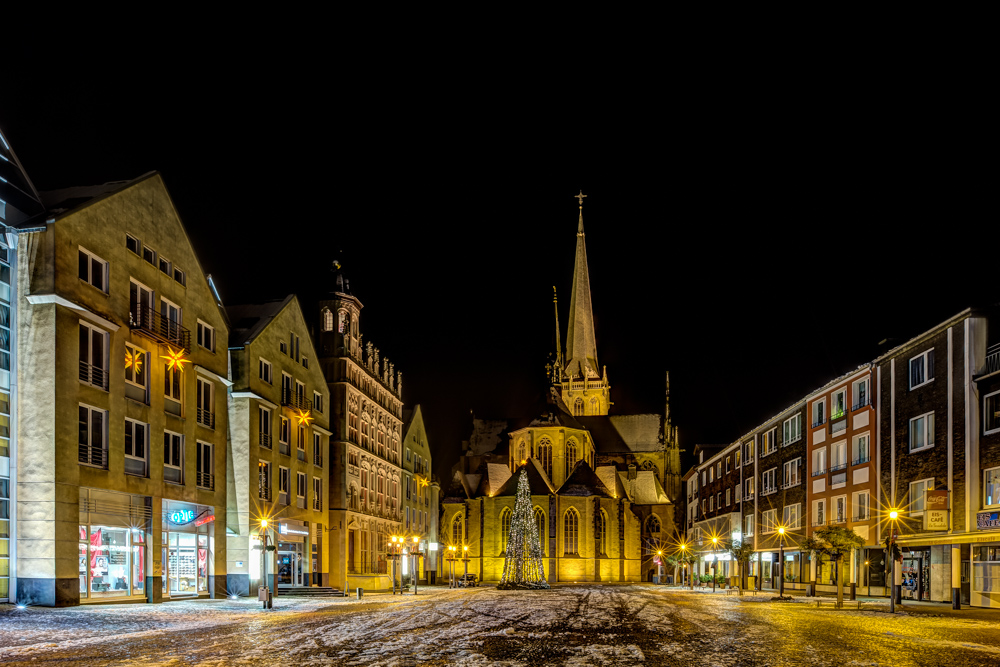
[443,194,682,584]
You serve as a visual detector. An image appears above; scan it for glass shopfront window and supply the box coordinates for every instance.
[973,546,1000,593]
[161,502,213,597]
[78,525,144,599]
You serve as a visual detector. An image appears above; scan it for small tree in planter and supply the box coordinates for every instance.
[726,539,756,590]
[804,526,865,608]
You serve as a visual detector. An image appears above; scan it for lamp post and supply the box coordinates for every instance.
[711,537,719,592]
[448,546,456,587]
[656,550,663,584]
[681,544,693,590]
[412,536,420,595]
[462,545,469,586]
[778,526,785,597]
[259,519,271,610]
[887,510,899,613]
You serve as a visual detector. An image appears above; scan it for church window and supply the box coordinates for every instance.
[566,439,579,478]
[590,397,598,414]
[563,508,579,555]
[517,440,526,462]
[534,507,546,557]
[538,437,553,478]
[452,513,464,545]
[499,507,512,555]
[596,509,607,557]
[338,310,348,334]
[322,308,334,332]
[646,515,661,535]
[574,398,584,416]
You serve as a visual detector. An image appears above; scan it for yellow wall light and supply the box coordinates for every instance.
[295,409,314,426]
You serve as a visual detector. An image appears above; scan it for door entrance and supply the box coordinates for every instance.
[165,533,198,596]
[278,550,304,587]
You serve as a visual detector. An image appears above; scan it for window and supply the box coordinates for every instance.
[783,414,802,446]
[258,461,271,500]
[725,488,731,506]
[124,419,148,477]
[972,546,1000,593]
[78,322,109,389]
[279,466,291,504]
[566,439,578,478]
[853,491,870,520]
[716,492,721,509]
[173,267,185,286]
[813,499,826,526]
[812,399,826,427]
[158,256,172,276]
[129,279,153,327]
[197,441,214,490]
[812,447,827,476]
[744,477,754,500]
[164,359,182,403]
[762,468,777,495]
[338,310,348,334]
[163,431,183,483]
[279,416,290,444]
[313,478,322,510]
[985,391,1000,435]
[196,378,214,429]
[762,509,777,533]
[313,432,323,466]
[302,357,309,369]
[701,470,707,485]
[833,496,847,523]
[726,456,731,473]
[831,389,847,420]
[735,450,741,468]
[853,377,869,410]
[279,341,288,355]
[852,433,870,465]
[78,247,108,292]
[595,510,607,556]
[197,321,215,352]
[783,503,801,529]
[761,428,777,456]
[744,514,754,537]
[709,495,714,511]
[313,391,324,413]
[142,245,156,265]
[0,304,9,374]
[910,349,935,389]
[709,466,714,483]
[0,391,10,458]
[126,234,140,255]
[290,333,300,362]
[538,437,552,478]
[743,440,754,464]
[831,440,847,471]
[909,478,934,515]
[259,407,272,449]
[124,342,148,393]
[78,405,107,468]
[783,458,801,488]
[701,499,706,514]
[987,468,1000,507]
[909,412,935,452]
[452,514,464,545]
[500,507,512,553]
[297,472,307,508]
[259,358,272,384]
[563,508,579,555]
[322,309,334,332]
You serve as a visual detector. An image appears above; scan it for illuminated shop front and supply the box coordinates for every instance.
[276,519,310,588]
[161,501,214,598]
[78,488,151,602]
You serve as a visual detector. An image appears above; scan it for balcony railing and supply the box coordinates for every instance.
[260,432,272,449]
[981,344,1000,376]
[130,303,191,352]
[314,453,323,467]
[829,462,848,473]
[79,361,108,389]
[851,454,870,466]
[259,487,271,501]
[281,387,312,411]
[313,498,322,511]
[812,417,827,429]
[782,433,802,447]
[79,444,108,469]
[852,396,870,411]
[197,471,214,490]
[852,512,871,522]
[197,408,215,429]
[812,518,827,527]
[811,468,827,477]
[780,479,801,489]
[762,487,777,497]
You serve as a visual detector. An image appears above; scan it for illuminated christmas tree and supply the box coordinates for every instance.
[498,470,550,590]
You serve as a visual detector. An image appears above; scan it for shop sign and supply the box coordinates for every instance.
[761,553,773,562]
[924,490,950,530]
[977,511,1000,530]
[194,514,215,527]
[170,509,195,524]
[429,543,438,551]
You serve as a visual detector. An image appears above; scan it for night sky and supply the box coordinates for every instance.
[4,77,992,483]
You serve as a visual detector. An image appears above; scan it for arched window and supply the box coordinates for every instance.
[452,513,464,545]
[500,507,512,554]
[574,397,584,416]
[566,439,578,478]
[646,514,661,535]
[349,485,359,511]
[564,508,579,555]
[590,397,598,414]
[338,310,348,333]
[377,472,385,510]
[596,509,607,556]
[377,426,386,458]
[534,507,546,556]
[538,437,553,478]
[322,308,334,332]
[361,414,371,449]
[517,440,526,462]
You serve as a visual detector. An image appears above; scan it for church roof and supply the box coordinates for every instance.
[576,415,663,453]
[557,460,616,497]
[494,459,555,497]
[595,465,628,498]
[564,203,600,379]
[474,463,513,497]
[618,469,671,505]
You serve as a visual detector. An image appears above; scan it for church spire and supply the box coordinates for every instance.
[564,191,599,379]
[553,286,563,378]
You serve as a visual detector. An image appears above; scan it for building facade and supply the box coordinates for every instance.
[401,405,439,583]
[226,295,332,595]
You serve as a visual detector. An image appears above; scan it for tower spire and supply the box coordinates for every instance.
[553,286,563,378]
[565,191,599,379]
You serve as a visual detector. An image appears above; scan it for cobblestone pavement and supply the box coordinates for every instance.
[3,585,1000,666]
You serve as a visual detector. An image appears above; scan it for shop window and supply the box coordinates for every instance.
[80,526,137,599]
[164,431,183,484]
[124,419,148,477]
[973,547,1000,593]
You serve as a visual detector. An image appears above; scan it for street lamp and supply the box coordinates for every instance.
[447,546,457,587]
[681,543,693,590]
[778,526,786,597]
[656,550,663,584]
[462,545,470,586]
[412,536,420,595]
[886,509,900,612]
[259,518,272,609]
[711,537,719,592]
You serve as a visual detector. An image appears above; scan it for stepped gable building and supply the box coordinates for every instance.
[315,264,405,593]
[401,405,439,583]
[446,194,681,584]
[9,171,230,606]
[225,295,332,595]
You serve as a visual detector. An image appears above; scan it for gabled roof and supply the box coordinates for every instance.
[226,296,295,348]
[557,460,615,497]
[618,469,671,505]
[475,463,513,497]
[595,465,628,498]
[39,172,158,217]
[576,415,662,453]
[494,459,555,496]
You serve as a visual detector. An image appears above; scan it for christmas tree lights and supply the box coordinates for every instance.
[497,470,550,590]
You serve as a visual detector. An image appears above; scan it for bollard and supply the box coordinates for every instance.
[357,587,364,599]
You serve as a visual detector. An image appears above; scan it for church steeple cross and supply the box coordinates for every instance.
[575,190,587,207]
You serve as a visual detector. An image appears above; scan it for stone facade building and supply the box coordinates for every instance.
[225,295,332,594]
[401,405,439,582]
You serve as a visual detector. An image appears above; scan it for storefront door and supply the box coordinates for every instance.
[278,550,303,587]
[167,533,199,596]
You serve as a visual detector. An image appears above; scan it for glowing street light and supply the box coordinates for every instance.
[886,508,901,612]
[711,536,719,592]
[777,526,786,597]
